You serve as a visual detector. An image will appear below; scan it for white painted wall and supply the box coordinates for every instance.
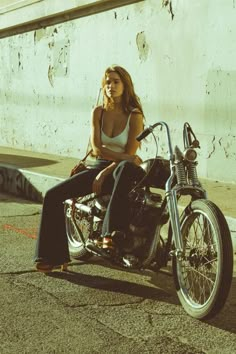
[0,0,236,182]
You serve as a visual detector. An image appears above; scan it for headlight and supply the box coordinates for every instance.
[183,148,197,161]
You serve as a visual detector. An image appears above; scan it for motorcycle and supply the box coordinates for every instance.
[64,121,233,320]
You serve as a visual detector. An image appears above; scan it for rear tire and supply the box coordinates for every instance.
[64,201,92,260]
[172,199,233,319]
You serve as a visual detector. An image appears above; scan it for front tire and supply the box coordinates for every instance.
[172,199,233,319]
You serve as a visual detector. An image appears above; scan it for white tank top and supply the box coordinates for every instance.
[101,113,131,153]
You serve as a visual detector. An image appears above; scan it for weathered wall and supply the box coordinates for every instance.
[0,0,236,182]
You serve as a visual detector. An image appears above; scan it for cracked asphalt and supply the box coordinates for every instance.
[1,193,236,354]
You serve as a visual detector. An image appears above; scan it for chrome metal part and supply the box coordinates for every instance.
[166,189,183,252]
[187,162,200,186]
[176,161,187,185]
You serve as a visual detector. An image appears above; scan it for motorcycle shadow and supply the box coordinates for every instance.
[48,257,180,306]
[49,259,236,331]
[206,276,236,333]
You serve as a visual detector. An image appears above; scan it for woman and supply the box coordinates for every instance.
[35,65,145,272]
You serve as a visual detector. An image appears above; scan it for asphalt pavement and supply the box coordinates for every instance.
[1,193,236,354]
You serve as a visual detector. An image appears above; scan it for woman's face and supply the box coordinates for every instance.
[105,71,124,100]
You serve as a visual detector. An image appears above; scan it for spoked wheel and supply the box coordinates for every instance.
[64,201,92,260]
[172,199,233,319]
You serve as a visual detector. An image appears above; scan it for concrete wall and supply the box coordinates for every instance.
[0,0,236,182]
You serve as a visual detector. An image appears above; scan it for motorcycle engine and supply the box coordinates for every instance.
[124,188,163,255]
[81,190,163,264]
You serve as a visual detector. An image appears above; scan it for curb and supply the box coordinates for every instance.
[0,164,63,203]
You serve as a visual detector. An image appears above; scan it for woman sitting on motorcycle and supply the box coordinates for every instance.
[35,64,145,272]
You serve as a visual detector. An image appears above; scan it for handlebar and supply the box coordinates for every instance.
[136,121,168,142]
[136,121,174,159]
[136,126,153,142]
[137,121,199,155]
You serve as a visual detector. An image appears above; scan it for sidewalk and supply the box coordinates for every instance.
[0,145,235,251]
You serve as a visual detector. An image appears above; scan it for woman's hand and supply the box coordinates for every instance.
[92,162,118,194]
[126,154,143,166]
[92,170,108,195]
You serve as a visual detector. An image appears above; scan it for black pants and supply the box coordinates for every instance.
[34,160,145,265]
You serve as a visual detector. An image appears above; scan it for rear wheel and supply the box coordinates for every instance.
[172,199,233,319]
[64,201,92,260]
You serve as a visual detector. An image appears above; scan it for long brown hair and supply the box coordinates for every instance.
[101,65,144,115]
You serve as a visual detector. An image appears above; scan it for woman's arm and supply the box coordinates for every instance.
[90,107,144,162]
[125,111,144,155]
[90,106,104,157]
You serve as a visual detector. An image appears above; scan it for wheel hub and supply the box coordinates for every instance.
[189,248,202,268]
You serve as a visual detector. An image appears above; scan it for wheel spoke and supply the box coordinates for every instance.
[181,264,215,304]
[177,207,220,306]
[182,263,215,284]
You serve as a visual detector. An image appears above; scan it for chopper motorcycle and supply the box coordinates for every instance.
[64,121,233,320]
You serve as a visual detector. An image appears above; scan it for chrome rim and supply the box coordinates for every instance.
[177,210,222,309]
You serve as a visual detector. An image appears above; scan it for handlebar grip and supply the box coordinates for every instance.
[136,127,152,141]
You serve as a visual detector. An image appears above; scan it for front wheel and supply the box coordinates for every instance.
[172,199,233,319]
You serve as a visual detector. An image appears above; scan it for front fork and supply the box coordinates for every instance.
[165,183,207,261]
[166,189,184,260]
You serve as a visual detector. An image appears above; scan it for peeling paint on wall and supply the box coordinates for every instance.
[34,27,58,43]
[48,64,54,87]
[34,28,45,43]
[205,70,236,134]
[162,0,174,20]
[47,38,70,86]
[218,134,236,159]
[207,136,216,159]
[136,31,149,62]
[8,44,24,76]
[204,70,236,180]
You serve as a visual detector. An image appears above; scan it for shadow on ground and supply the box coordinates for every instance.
[1,259,235,333]
[0,154,58,168]
[206,277,236,333]
[51,260,236,334]
[48,268,180,306]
